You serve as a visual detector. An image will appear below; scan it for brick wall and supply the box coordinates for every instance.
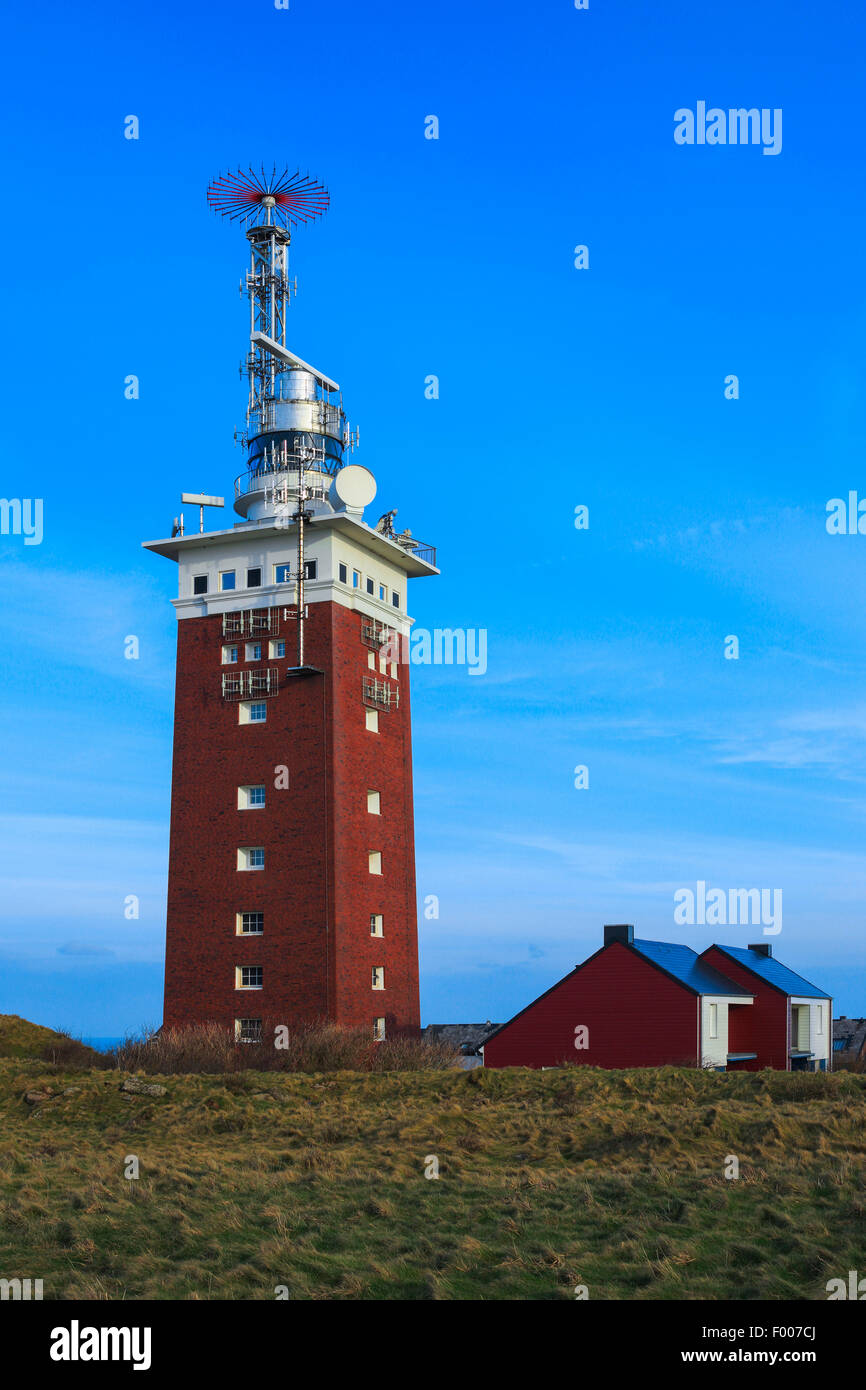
[163,598,420,1038]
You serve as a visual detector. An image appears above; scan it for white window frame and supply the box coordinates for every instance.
[235,965,263,991]
[239,701,267,724]
[368,851,382,875]
[221,645,238,665]
[236,912,264,936]
[238,784,266,810]
[367,790,381,815]
[372,966,385,991]
[219,570,236,592]
[370,914,384,937]
[237,847,265,871]
[365,709,379,733]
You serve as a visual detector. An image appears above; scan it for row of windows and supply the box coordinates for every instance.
[193,562,317,597]
[337,563,401,609]
[235,911,384,938]
[234,965,385,991]
[233,785,382,815]
[238,846,384,874]
[237,701,385,732]
[235,1017,387,1042]
[223,640,286,664]
[193,559,402,610]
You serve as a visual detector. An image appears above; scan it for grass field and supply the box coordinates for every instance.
[2,1025,866,1300]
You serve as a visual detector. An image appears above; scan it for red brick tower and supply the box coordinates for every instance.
[143,169,437,1041]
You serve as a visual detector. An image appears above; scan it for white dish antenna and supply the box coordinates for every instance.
[333,464,376,510]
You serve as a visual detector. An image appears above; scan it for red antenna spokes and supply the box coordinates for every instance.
[206,166,330,229]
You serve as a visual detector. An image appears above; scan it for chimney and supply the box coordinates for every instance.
[604,924,634,947]
[748,943,772,957]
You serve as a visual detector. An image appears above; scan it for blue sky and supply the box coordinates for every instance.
[2,0,866,1034]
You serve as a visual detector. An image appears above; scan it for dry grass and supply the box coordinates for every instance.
[110,1022,460,1074]
[1,1059,865,1300]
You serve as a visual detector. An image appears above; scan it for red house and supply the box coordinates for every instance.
[482,926,831,1072]
[482,925,754,1071]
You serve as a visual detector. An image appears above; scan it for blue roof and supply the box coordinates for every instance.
[709,945,828,999]
[631,939,752,996]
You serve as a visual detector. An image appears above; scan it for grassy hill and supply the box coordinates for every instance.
[2,1045,866,1300]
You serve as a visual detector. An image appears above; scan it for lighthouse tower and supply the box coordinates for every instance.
[143,169,437,1041]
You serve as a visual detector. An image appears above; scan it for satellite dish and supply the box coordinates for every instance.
[333,464,376,510]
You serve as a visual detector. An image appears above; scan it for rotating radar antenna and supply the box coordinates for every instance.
[206,166,330,229]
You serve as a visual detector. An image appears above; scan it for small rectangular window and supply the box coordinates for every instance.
[379,584,387,602]
[365,709,379,733]
[245,641,262,662]
[246,567,262,588]
[816,1004,823,1035]
[370,914,384,937]
[220,571,236,592]
[367,790,381,814]
[709,1003,718,1039]
[368,851,382,875]
[392,592,400,609]
[373,1017,385,1041]
[269,638,286,659]
[274,563,291,584]
[237,912,264,935]
[235,1018,263,1043]
[379,655,387,675]
[353,569,361,589]
[372,967,385,990]
[239,701,268,724]
[238,785,266,810]
[193,574,208,595]
[221,645,238,665]
[304,559,317,580]
[236,965,263,990]
[339,563,348,584]
[367,651,376,670]
[390,662,398,680]
[238,847,265,871]
[366,577,374,596]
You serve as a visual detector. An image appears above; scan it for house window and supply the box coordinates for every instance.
[236,965,263,990]
[368,851,382,875]
[237,912,264,935]
[392,591,400,609]
[339,563,348,584]
[353,569,361,589]
[834,1038,847,1053]
[235,1018,263,1043]
[238,847,265,871]
[373,1017,385,1041]
[245,641,262,662]
[370,914,384,937]
[238,785,266,809]
[274,563,291,584]
[367,651,376,670]
[366,577,374,596]
[193,574,208,595]
[303,559,317,580]
[365,709,379,733]
[390,662,398,680]
[379,655,387,675]
[816,1005,823,1035]
[220,571,236,592]
[269,639,286,658]
[708,1003,718,1039]
[372,967,385,990]
[222,645,238,665]
[379,584,387,602]
[247,567,262,588]
[240,701,268,724]
[367,790,381,814]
